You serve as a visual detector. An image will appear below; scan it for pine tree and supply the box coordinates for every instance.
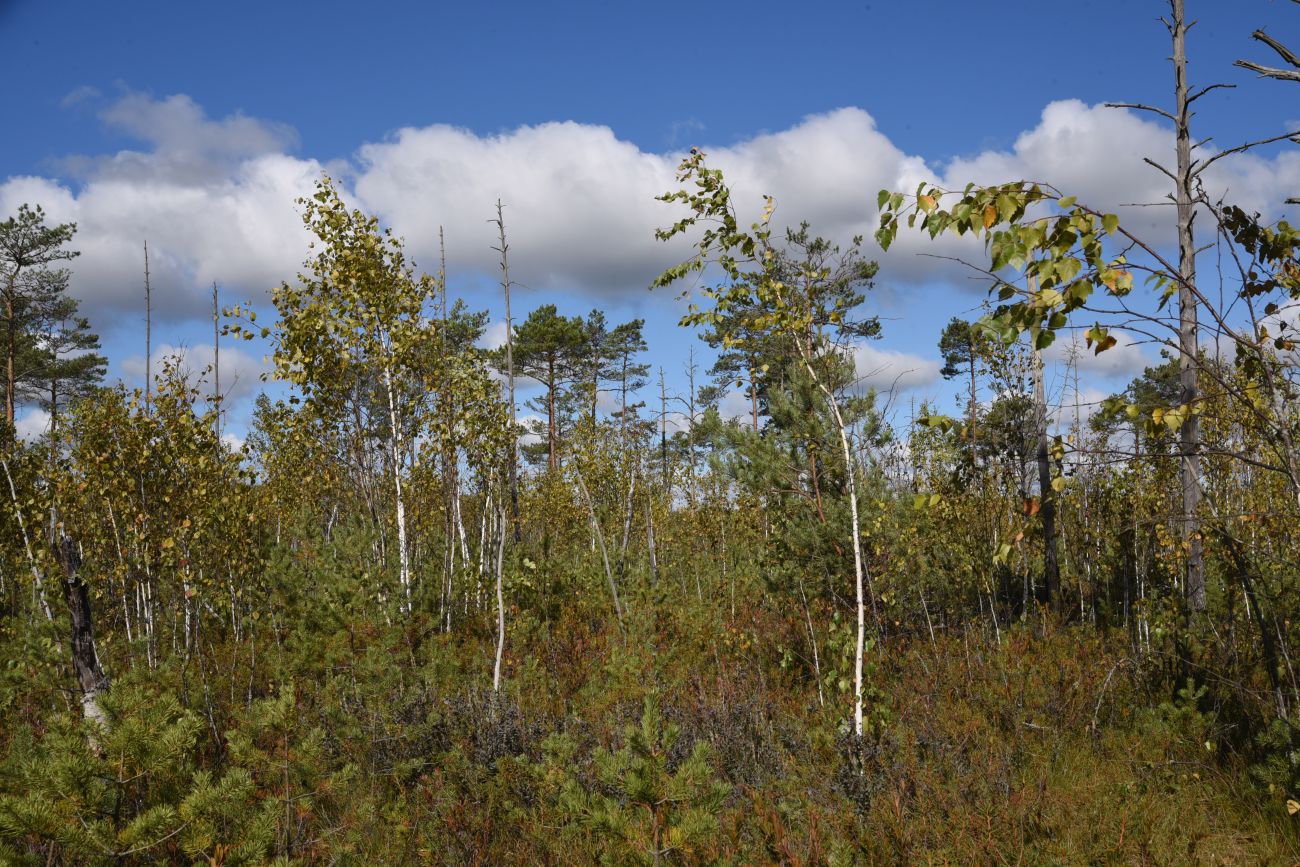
[604,318,650,448]
[937,315,991,463]
[22,293,105,436]
[507,304,587,471]
[557,695,729,866]
[0,204,79,440]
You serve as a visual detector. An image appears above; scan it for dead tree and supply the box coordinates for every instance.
[1105,0,1205,610]
[54,530,110,728]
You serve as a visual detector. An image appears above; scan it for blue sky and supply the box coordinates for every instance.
[2,0,1298,442]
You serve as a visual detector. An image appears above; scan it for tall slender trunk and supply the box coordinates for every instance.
[685,348,698,508]
[645,470,659,585]
[144,240,152,415]
[1032,343,1059,609]
[831,390,869,739]
[618,461,637,575]
[491,488,507,693]
[454,490,471,568]
[438,227,458,631]
[494,202,521,541]
[573,462,623,628]
[1171,0,1205,611]
[659,367,669,489]
[968,342,978,464]
[477,488,490,593]
[212,282,220,443]
[382,361,412,611]
[4,288,14,431]
[797,345,872,738]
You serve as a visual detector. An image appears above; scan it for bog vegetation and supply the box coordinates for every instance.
[3,2,1300,863]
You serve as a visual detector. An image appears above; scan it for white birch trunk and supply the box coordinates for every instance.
[795,346,870,739]
[492,491,507,693]
[382,361,412,611]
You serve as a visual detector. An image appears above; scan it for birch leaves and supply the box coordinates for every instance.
[270,178,436,409]
[877,182,1132,355]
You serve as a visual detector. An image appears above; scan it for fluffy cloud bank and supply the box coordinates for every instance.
[4,90,1298,341]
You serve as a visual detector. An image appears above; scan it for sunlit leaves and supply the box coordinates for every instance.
[876,181,1132,357]
[268,176,441,412]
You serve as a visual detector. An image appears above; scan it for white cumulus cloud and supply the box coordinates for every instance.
[7,93,1300,328]
[14,409,51,442]
[853,344,941,394]
[1044,330,1154,381]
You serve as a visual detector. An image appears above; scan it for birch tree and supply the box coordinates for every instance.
[266,177,439,611]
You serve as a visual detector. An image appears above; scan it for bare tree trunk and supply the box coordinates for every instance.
[1032,342,1060,609]
[438,227,458,632]
[659,367,669,490]
[491,489,508,693]
[798,575,825,709]
[618,460,637,574]
[685,348,698,508]
[573,462,623,628]
[4,288,14,431]
[644,472,659,585]
[493,202,521,541]
[212,282,221,444]
[1171,0,1205,611]
[832,391,868,739]
[968,342,979,464]
[54,531,110,729]
[477,488,490,600]
[454,490,471,568]
[144,240,152,415]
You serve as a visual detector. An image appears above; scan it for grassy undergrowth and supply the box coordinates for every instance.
[3,565,1295,865]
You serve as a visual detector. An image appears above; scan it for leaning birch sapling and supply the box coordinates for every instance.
[652,149,877,738]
